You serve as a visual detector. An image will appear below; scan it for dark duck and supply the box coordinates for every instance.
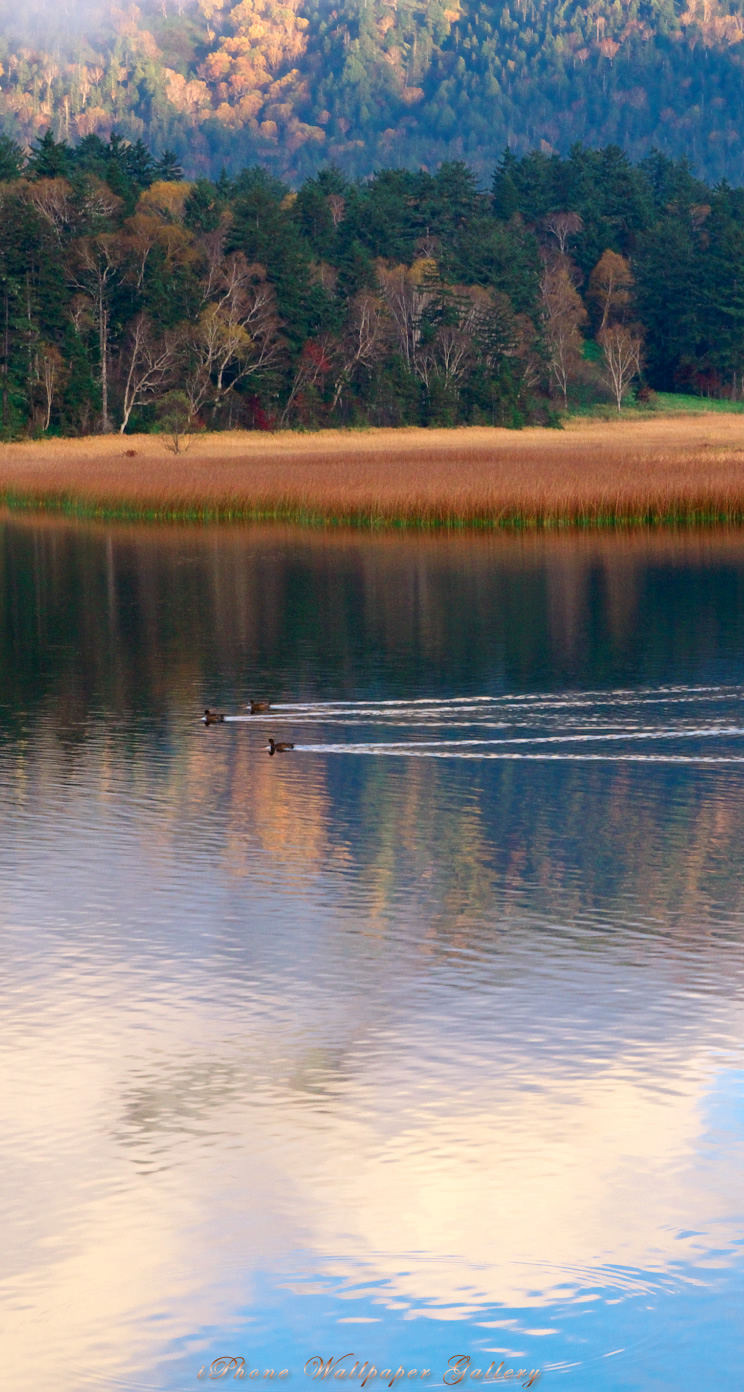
[267,738,294,755]
[203,708,226,725]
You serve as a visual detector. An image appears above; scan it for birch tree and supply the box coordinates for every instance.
[118,315,178,432]
[540,258,587,407]
[598,323,643,411]
[69,235,121,432]
[184,253,281,420]
[376,259,437,375]
[331,290,389,411]
[37,344,65,431]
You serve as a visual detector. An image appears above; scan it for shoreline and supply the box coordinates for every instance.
[2,418,744,529]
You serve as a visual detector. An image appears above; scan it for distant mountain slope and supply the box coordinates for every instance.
[2,0,744,180]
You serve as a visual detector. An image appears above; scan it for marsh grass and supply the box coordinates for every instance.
[1,419,744,529]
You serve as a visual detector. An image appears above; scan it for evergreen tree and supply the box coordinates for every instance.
[0,136,24,183]
[0,131,742,435]
[184,180,223,233]
[154,151,184,182]
[27,131,70,180]
[634,214,700,388]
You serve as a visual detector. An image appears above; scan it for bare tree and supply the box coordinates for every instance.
[185,253,281,420]
[37,343,65,431]
[196,229,228,304]
[540,257,587,407]
[118,315,178,433]
[598,324,643,411]
[331,290,389,410]
[281,336,335,426]
[431,287,540,407]
[79,179,123,231]
[542,211,583,254]
[26,179,76,244]
[157,391,193,453]
[424,320,473,388]
[69,236,122,432]
[376,259,437,374]
[416,295,478,392]
[327,194,346,227]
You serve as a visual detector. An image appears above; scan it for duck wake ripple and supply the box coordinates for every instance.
[219,684,744,763]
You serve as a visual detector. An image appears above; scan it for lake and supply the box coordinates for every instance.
[3,516,744,1392]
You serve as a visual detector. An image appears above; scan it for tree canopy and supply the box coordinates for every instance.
[1,136,744,438]
[2,0,744,183]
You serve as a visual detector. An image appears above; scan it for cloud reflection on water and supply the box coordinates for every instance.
[3,519,744,1391]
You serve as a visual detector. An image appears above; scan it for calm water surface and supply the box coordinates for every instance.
[3,519,744,1392]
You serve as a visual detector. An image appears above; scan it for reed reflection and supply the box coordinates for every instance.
[3,516,744,722]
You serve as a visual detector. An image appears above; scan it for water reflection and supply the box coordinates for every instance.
[2,516,744,1392]
[3,517,744,719]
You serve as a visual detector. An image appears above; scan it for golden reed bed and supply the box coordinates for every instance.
[2,417,744,527]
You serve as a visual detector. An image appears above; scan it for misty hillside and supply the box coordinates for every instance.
[1,0,744,180]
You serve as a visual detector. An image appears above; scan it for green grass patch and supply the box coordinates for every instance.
[654,392,744,414]
[568,390,744,420]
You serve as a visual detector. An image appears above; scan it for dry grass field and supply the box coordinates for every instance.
[2,416,744,527]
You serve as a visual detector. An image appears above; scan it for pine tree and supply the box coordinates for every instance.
[154,151,184,183]
[27,131,71,181]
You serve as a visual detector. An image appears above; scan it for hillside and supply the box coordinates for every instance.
[2,0,744,181]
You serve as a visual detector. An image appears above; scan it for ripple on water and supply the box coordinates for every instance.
[3,519,744,1392]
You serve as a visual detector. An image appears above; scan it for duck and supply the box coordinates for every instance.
[267,738,294,755]
[203,708,226,725]
[249,700,271,713]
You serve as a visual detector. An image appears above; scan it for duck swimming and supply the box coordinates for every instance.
[267,738,294,755]
[249,700,271,713]
[203,708,226,725]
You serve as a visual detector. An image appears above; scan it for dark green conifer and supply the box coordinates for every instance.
[27,131,70,180]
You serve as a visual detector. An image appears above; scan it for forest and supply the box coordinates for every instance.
[1,131,743,436]
[4,0,744,184]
